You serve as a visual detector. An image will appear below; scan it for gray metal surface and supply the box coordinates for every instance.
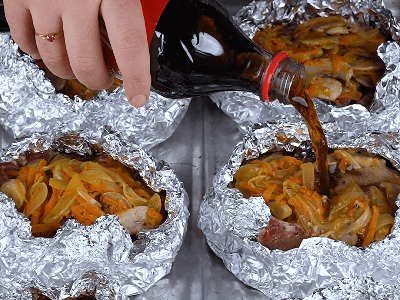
[0,0,399,299]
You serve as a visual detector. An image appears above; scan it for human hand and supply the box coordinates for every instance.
[3,0,150,107]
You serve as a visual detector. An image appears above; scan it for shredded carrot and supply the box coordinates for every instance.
[239,182,264,196]
[18,166,29,187]
[72,214,86,224]
[82,210,97,222]
[31,206,42,225]
[83,219,92,226]
[89,185,118,194]
[15,179,26,201]
[109,206,118,214]
[71,207,86,224]
[362,205,379,247]
[277,156,303,169]
[71,205,85,216]
[42,189,61,220]
[289,177,303,185]
[147,207,163,226]
[37,159,47,168]
[3,154,164,237]
[31,223,61,234]
[26,169,37,188]
[299,188,313,196]
[263,181,283,192]
[262,184,276,203]
[76,196,105,218]
[34,170,46,183]
[275,193,286,202]
[347,207,357,216]
[338,159,349,171]
[133,188,152,199]
[251,160,273,175]
[307,85,319,96]
[102,196,119,207]
[288,196,312,220]
[331,54,342,76]
[108,167,137,188]
[118,199,129,210]
[340,34,357,46]
[7,170,19,177]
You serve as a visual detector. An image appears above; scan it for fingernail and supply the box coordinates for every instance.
[31,53,41,60]
[62,75,76,80]
[128,94,148,107]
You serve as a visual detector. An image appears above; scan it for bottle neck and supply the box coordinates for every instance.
[266,54,306,104]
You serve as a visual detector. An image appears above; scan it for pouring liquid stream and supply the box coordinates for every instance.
[290,90,330,196]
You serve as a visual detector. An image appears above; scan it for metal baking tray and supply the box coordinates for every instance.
[1,0,399,298]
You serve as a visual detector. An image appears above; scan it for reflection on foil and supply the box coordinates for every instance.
[198,124,400,299]
[0,33,191,150]
[0,127,189,299]
[211,0,400,135]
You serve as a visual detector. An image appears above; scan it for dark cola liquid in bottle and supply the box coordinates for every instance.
[149,0,305,104]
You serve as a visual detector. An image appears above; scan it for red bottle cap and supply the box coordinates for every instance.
[141,0,170,45]
[261,51,290,102]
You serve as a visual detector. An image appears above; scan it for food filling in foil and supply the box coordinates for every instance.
[35,60,123,100]
[253,16,388,108]
[232,148,400,249]
[0,149,166,238]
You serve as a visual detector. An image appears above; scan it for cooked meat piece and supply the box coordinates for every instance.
[257,217,307,251]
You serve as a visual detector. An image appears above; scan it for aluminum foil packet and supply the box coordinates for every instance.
[0,126,189,300]
[210,0,400,134]
[198,123,400,299]
[0,32,191,150]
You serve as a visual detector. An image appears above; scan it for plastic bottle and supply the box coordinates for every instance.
[148,0,306,104]
[0,0,306,104]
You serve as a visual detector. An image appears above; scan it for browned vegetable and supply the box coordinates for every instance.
[36,60,123,100]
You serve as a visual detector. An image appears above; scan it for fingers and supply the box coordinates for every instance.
[4,0,150,102]
[63,4,113,90]
[100,0,150,107]
[30,8,75,80]
[3,0,39,58]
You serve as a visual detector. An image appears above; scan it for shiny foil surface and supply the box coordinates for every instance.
[211,0,400,134]
[0,127,189,299]
[0,32,191,150]
[198,124,400,299]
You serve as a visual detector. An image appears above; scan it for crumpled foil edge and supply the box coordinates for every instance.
[198,124,400,299]
[0,33,191,150]
[211,0,400,135]
[0,126,190,300]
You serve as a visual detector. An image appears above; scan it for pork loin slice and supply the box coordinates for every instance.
[257,217,308,251]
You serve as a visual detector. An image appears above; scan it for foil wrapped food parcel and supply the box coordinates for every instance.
[210,0,400,134]
[198,123,400,299]
[0,127,189,299]
[0,32,191,150]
